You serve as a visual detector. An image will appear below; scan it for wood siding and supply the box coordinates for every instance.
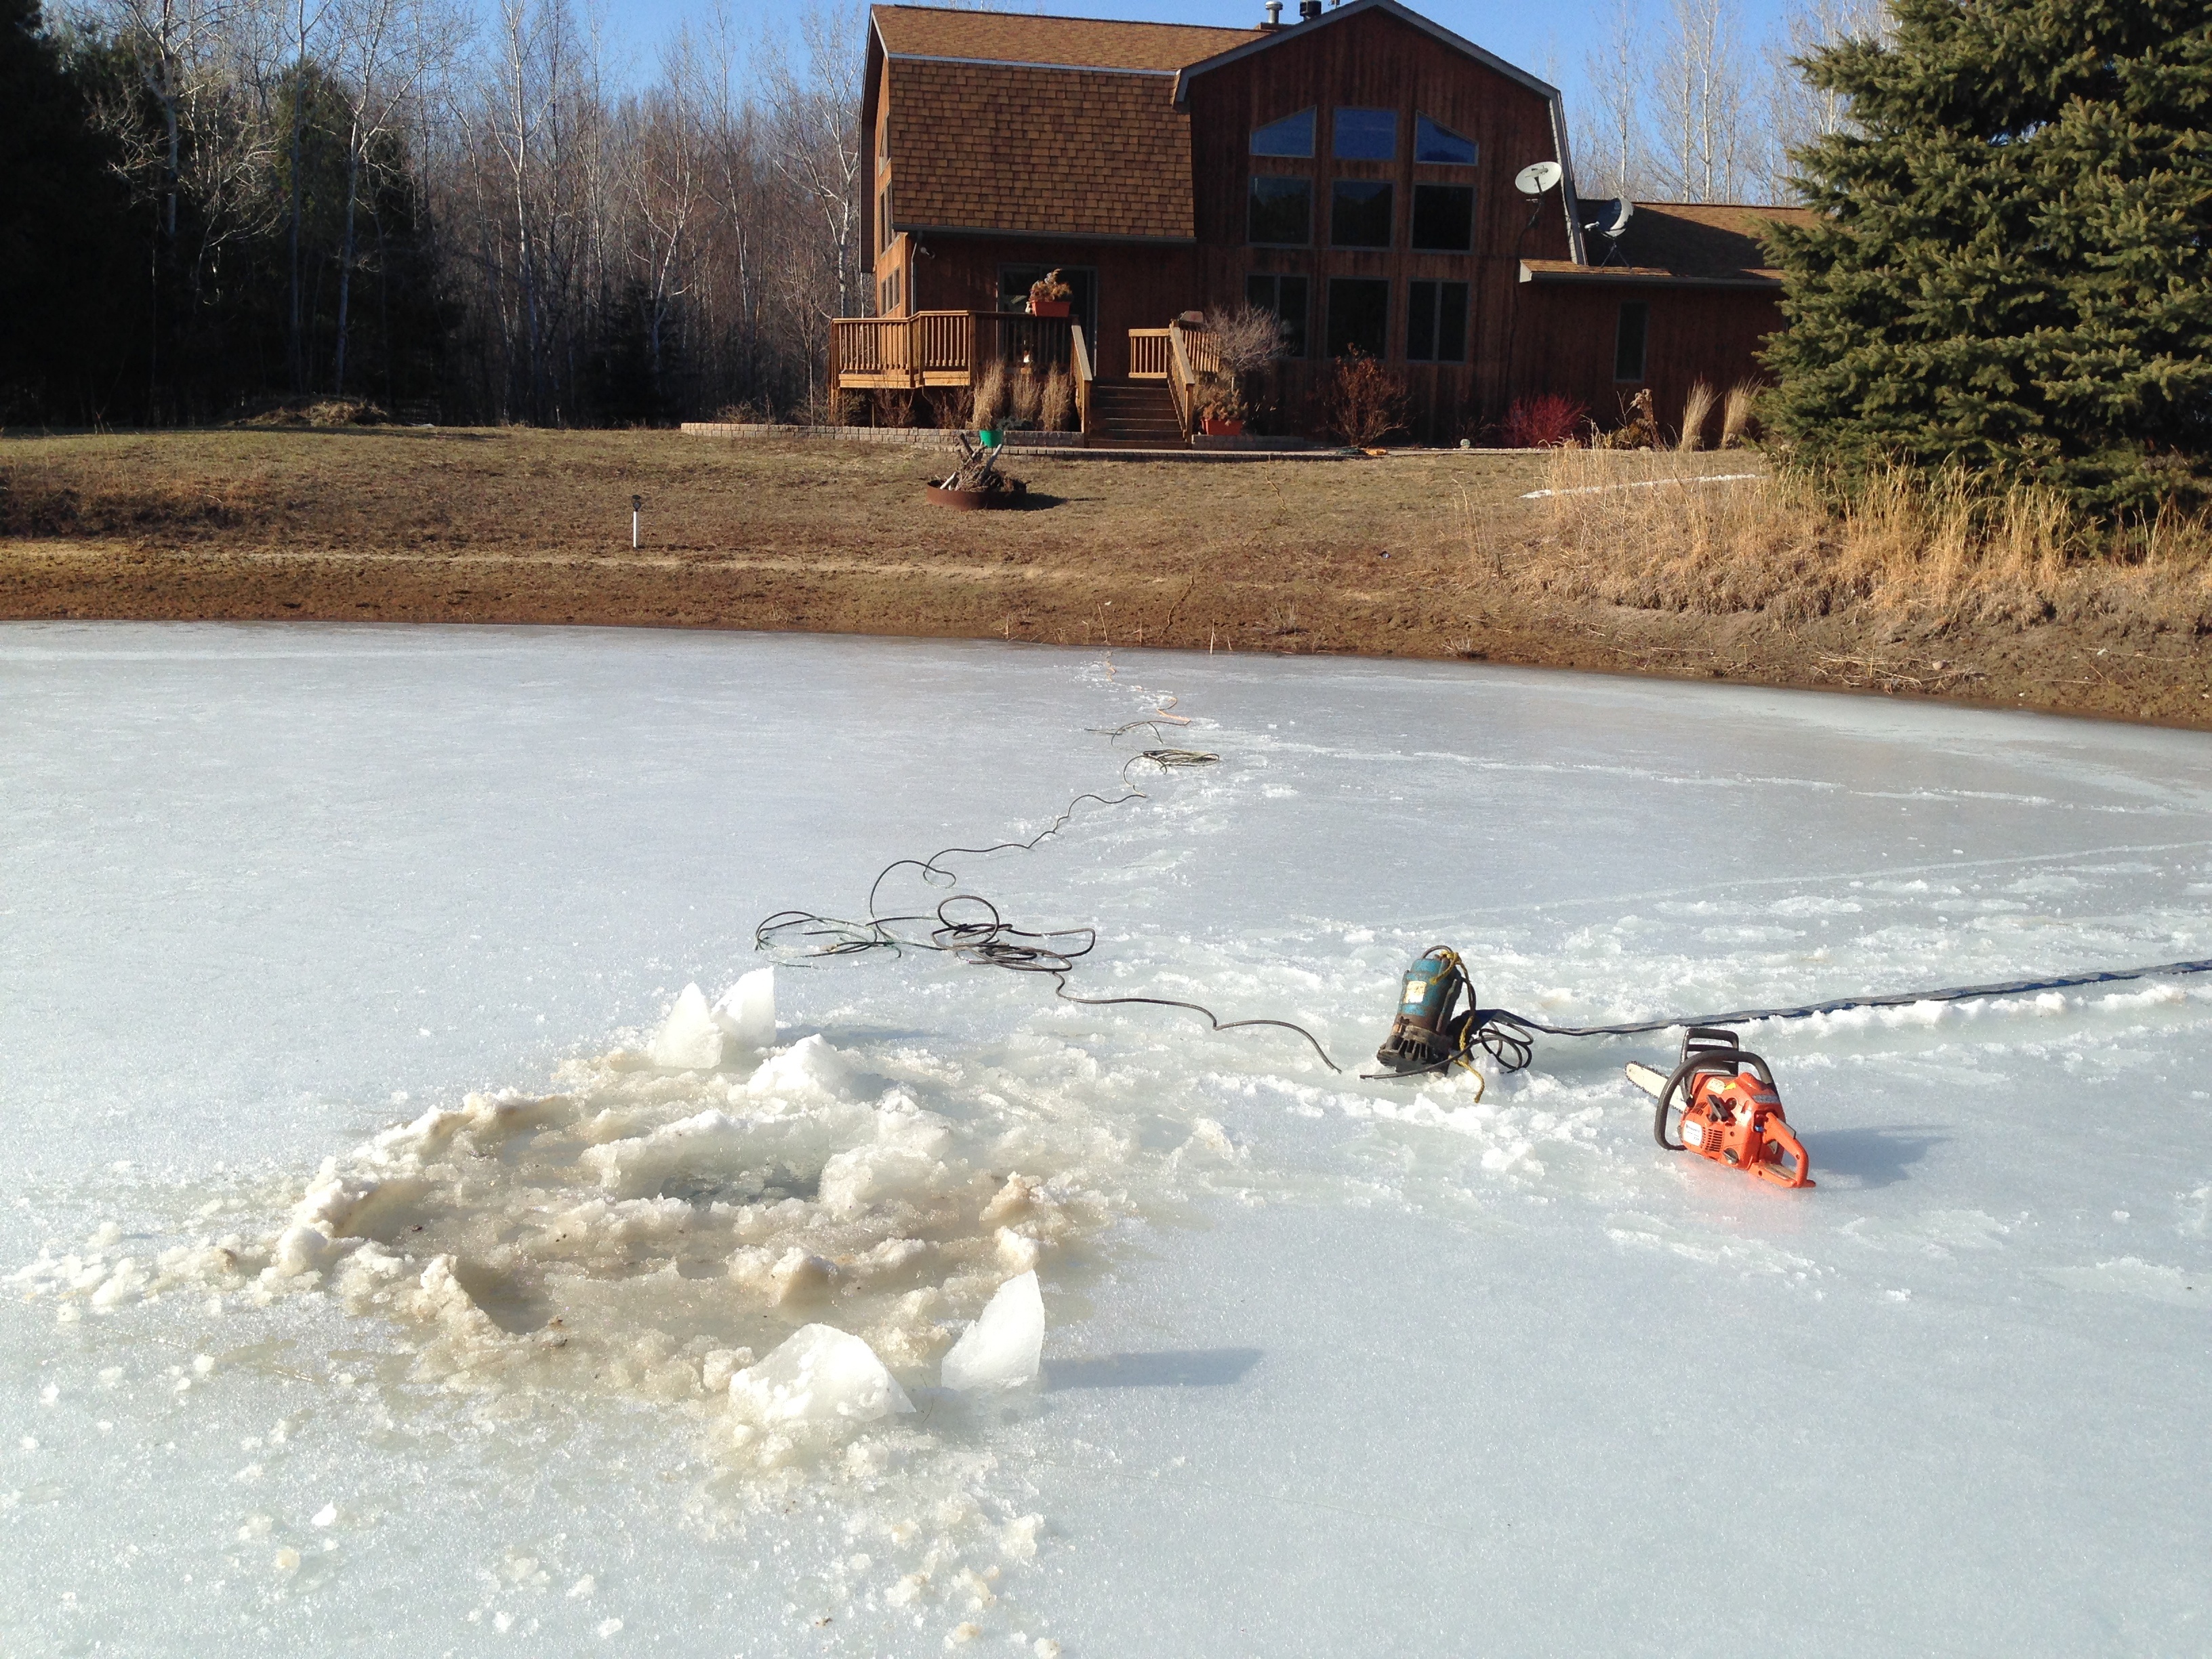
[1517,281,1784,445]
[1185,7,1573,441]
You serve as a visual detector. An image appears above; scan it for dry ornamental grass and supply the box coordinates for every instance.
[1481,447,2212,638]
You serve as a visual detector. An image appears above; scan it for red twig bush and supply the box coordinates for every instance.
[1504,394,1589,449]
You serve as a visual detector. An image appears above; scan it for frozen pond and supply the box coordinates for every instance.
[4,623,2209,1656]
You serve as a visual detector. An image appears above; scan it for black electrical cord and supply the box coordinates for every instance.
[1367,953,2212,1083]
[1483,956,2212,1042]
[754,743,1344,1073]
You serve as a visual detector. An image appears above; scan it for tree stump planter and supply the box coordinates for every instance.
[926,480,1025,510]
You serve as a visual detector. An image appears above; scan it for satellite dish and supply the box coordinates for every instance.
[1513,160,1563,197]
[1581,197,1635,239]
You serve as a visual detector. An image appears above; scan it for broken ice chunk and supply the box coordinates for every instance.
[941,1271,1044,1393]
[727,1325,913,1427]
[712,967,777,1049]
[646,984,726,1071]
[745,1033,857,1100]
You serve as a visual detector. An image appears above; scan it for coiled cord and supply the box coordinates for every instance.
[755,737,1342,1072]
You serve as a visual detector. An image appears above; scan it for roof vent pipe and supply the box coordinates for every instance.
[1264,0,1282,22]
[1297,0,1320,18]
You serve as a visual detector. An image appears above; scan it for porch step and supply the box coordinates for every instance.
[1087,378,1186,448]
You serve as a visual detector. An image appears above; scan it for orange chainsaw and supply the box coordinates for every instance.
[1626,1026,1813,1189]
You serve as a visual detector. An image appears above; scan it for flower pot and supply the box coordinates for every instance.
[976,428,1001,447]
[1027,300,1071,319]
[1201,417,1246,436]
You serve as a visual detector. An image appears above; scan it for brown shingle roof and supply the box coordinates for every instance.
[1522,201,1817,284]
[887,58,1194,239]
[873,5,1261,72]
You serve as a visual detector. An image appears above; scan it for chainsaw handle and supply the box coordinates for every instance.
[1653,1051,1782,1149]
[1754,1115,1814,1188]
[1652,1054,1736,1149]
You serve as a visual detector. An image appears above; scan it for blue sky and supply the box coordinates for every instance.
[571,0,1802,121]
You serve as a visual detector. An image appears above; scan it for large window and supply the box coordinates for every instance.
[1411,184,1475,251]
[1614,300,1649,381]
[1330,180,1393,247]
[1246,272,1310,359]
[1248,176,1312,246]
[1406,281,1468,362]
[1326,278,1389,358]
[1250,108,1315,158]
[1333,107,1397,161]
[1414,114,1476,165]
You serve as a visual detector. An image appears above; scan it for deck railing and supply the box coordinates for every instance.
[1070,324,1094,436]
[831,311,1074,393]
[1128,329,1172,380]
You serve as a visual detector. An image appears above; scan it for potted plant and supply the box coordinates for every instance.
[1027,269,1073,319]
[1198,374,1247,437]
[1197,304,1290,437]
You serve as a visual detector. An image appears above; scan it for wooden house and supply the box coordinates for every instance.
[842,0,1811,445]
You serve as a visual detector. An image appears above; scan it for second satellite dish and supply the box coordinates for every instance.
[1513,160,1563,196]
[1581,197,1635,239]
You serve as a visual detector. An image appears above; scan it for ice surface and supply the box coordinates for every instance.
[728,1324,914,1427]
[941,1271,1044,1392]
[5,622,2212,1656]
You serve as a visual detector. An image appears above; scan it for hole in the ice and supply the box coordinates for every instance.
[1045,1349,1263,1390]
[1807,1126,1946,1189]
[653,1164,823,1207]
[444,1257,553,1334]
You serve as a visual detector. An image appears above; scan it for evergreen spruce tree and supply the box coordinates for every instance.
[1763,0,2212,513]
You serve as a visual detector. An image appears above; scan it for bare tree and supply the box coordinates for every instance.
[1752,0,1885,199]
[1651,0,1751,202]
[82,0,279,404]
[759,0,865,411]
[327,0,464,395]
[1572,0,1655,203]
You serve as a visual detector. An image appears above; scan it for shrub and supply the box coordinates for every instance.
[1321,348,1408,448]
[1504,394,1587,449]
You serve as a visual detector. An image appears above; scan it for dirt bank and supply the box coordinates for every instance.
[3,428,2206,727]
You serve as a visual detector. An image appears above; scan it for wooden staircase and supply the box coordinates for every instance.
[1086,378,1185,449]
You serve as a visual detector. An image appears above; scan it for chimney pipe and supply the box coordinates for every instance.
[1263,0,1282,22]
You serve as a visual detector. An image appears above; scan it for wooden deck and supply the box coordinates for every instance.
[832,311,1080,390]
[835,313,1218,445]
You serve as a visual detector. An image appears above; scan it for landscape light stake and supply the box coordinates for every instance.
[632,495,643,549]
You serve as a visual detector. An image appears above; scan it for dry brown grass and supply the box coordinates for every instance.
[1473,446,2212,634]
[1677,382,1716,452]
[4,426,2206,725]
[1720,382,1758,450]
